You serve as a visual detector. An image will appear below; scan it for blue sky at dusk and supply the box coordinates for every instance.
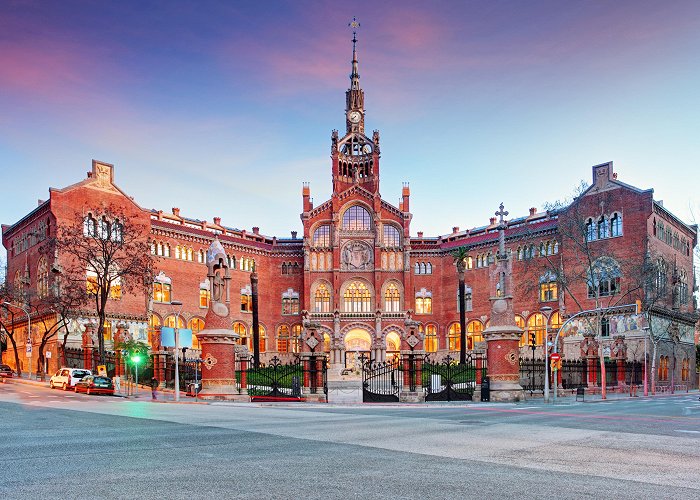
[1,0,699,247]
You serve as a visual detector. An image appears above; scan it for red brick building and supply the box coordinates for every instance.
[2,37,697,389]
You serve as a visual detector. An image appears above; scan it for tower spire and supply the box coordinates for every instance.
[349,17,360,90]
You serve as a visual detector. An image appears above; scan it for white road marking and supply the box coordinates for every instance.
[674,429,700,434]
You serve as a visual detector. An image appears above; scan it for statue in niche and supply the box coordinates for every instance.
[206,237,231,317]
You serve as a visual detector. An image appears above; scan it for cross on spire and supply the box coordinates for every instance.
[496,202,509,226]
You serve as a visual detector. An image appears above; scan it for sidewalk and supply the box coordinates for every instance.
[522,387,699,404]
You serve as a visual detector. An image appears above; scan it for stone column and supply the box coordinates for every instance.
[82,324,94,371]
[198,329,240,399]
[580,333,599,388]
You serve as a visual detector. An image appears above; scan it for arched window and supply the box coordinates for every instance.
[426,262,432,274]
[466,256,473,269]
[467,320,484,350]
[342,205,371,231]
[312,225,331,247]
[383,225,401,247]
[588,257,621,298]
[343,281,372,312]
[414,262,420,274]
[681,358,689,382]
[610,213,622,237]
[102,320,112,342]
[258,325,267,353]
[539,271,558,302]
[423,324,438,352]
[189,318,205,349]
[164,315,185,329]
[98,216,110,240]
[83,214,97,237]
[655,258,667,296]
[526,313,546,346]
[233,322,247,346]
[14,269,24,300]
[586,218,596,242]
[277,325,290,353]
[597,216,609,239]
[516,315,529,347]
[415,289,432,315]
[448,323,460,351]
[241,285,252,312]
[291,324,302,354]
[384,283,401,312]
[148,314,161,347]
[37,258,49,298]
[314,283,331,312]
[112,219,123,242]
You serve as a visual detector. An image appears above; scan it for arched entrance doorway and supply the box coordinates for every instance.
[386,331,401,363]
[344,328,372,368]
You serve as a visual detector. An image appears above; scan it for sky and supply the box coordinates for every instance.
[1,0,699,249]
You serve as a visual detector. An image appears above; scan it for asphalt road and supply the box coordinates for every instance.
[1,381,699,499]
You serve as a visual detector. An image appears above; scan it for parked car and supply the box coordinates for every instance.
[49,368,92,390]
[74,375,114,396]
[0,364,14,378]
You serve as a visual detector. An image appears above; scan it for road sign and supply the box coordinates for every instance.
[26,344,32,354]
[550,353,561,362]
[46,351,52,359]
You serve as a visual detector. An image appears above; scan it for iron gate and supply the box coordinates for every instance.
[237,355,327,401]
[423,353,485,401]
[362,358,401,402]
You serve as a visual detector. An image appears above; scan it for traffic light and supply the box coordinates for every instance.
[530,332,536,346]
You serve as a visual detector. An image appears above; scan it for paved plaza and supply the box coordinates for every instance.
[1,380,699,499]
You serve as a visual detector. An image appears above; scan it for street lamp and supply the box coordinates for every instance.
[170,300,184,402]
[2,301,31,379]
[540,306,553,404]
[131,353,142,393]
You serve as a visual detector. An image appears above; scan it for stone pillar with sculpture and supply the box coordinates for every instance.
[612,334,627,386]
[299,318,327,402]
[196,238,240,399]
[580,332,599,387]
[481,203,524,402]
[82,323,95,371]
[399,317,425,402]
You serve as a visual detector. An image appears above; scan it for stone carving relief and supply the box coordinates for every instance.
[341,240,373,271]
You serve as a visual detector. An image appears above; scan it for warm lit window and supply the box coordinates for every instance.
[153,282,171,303]
[343,281,372,313]
[197,288,209,308]
[314,283,331,312]
[448,323,460,351]
[233,322,247,346]
[539,271,558,302]
[384,283,401,312]
[241,286,253,312]
[423,324,438,352]
[291,324,302,354]
[681,358,689,382]
[526,313,546,346]
[189,318,205,349]
[164,315,185,329]
[148,314,161,347]
[258,325,266,353]
[467,320,484,350]
[102,321,112,342]
[342,205,371,231]
[277,325,290,352]
[312,225,331,247]
[383,225,401,247]
[415,288,432,315]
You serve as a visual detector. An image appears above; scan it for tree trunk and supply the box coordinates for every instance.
[650,341,658,395]
[459,272,466,364]
[8,333,21,377]
[597,306,606,399]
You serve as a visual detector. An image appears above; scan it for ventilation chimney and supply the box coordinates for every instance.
[417,231,423,238]
[489,217,496,225]
[172,207,180,217]
[529,207,537,216]
[452,226,460,234]
[213,217,221,226]
[291,231,298,239]
[252,227,260,235]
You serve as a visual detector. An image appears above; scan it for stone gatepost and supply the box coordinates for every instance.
[482,203,524,402]
[82,324,94,371]
[399,318,425,402]
[612,335,627,386]
[198,238,241,400]
[580,333,599,387]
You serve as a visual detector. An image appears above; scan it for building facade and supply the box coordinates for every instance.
[2,35,698,389]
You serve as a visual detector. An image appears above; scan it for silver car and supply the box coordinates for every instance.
[49,368,92,390]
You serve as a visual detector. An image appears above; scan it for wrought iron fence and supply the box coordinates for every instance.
[235,355,326,401]
[423,353,486,401]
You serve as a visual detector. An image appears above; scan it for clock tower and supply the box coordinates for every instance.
[331,20,380,195]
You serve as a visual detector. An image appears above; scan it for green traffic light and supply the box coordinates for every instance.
[131,354,141,364]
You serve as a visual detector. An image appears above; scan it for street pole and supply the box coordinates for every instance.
[540,306,552,404]
[171,300,183,402]
[643,329,648,397]
[2,302,30,379]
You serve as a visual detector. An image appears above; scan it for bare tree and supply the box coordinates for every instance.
[52,205,153,365]
[0,282,25,376]
[519,182,654,399]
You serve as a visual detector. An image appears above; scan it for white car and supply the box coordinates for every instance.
[49,368,92,390]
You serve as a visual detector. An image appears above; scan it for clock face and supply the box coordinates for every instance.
[348,111,362,123]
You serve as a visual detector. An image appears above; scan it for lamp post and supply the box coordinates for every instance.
[131,353,141,393]
[2,302,31,379]
[170,300,184,402]
[540,306,553,403]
